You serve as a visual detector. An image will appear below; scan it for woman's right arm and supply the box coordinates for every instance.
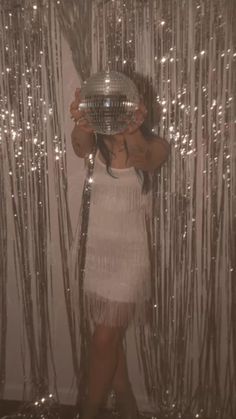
[71,124,95,158]
[70,88,95,158]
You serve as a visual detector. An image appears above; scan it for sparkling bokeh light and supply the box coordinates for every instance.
[0,1,235,418]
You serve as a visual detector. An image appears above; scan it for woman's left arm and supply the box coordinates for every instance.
[124,129,170,172]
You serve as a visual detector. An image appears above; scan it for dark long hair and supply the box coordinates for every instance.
[96,124,155,194]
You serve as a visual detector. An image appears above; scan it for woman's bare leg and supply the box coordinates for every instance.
[82,324,125,419]
[112,341,130,393]
[112,342,139,419]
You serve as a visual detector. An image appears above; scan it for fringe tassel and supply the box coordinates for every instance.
[84,290,150,328]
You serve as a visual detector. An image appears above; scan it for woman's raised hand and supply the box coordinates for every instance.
[70,88,94,133]
[123,99,148,135]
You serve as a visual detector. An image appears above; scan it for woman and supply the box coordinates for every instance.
[70,87,170,419]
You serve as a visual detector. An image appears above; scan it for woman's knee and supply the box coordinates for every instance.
[92,325,124,356]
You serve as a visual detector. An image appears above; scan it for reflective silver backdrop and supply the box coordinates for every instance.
[0,1,235,418]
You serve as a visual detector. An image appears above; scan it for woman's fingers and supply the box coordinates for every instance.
[70,89,86,121]
[73,114,94,133]
[69,88,82,117]
[70,88,81,109]
[139,101,147,114]
[75,87,81,103]
[70,100,79,112]
[124,113,144,134]
[134,102,147,123]
[70,109,82,120]
[69,88,93,132]
[123,103,147,133]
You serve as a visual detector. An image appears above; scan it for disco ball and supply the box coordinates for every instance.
[79,70,140,135]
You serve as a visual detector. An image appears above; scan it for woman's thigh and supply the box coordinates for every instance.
[91,324,126,356]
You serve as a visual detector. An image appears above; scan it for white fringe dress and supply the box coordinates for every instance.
[83,151,152,327]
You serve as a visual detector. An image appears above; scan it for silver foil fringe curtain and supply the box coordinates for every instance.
[0,0,235,418]
[0,0,73,400]
[57,1,236,418]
